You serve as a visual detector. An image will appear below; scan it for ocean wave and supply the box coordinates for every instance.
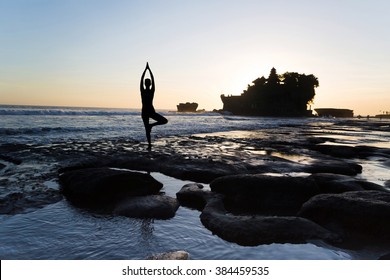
[0,107,139,116]
[0,105,317,145]
[0,126,103,136]
[0,106,220,117]
[167,112,220,117]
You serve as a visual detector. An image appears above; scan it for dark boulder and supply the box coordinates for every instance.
[355,145,390,158]
[176,182,339,246]
[59,167,163,208]
[159,159,248,184]
[113,195,179,219]
[378,253,390,260]
[0,191,62,215]
[0,162,5,170]
[200,196,340,246]
[303,160,362,176]
[0,192,24,214]
[299,191,390,239]
[310,144,358,158]
[210,174,320,215]
[176,183,214,211]
[309,173,388,194]
[309,144,389,159]
[0,154,22,165]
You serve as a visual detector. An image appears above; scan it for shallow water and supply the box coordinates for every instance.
[356,159,390,186]
[194,128,390,187]
[0,172,353,260]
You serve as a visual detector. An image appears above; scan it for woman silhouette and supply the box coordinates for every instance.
[140,62,168,150]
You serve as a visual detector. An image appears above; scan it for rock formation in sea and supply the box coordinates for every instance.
[177,102,198,112]
[177,174,390,246]
[221,67,319,116]
[299,191,390,240]
[314,108,354,118]
[59,167,179,219]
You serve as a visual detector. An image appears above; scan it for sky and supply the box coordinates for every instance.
[0,0,389,115]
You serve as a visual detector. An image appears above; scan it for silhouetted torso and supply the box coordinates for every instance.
[141,88,155,115]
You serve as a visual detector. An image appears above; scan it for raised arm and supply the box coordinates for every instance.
[140,66,147,92]
[147,63,155,91]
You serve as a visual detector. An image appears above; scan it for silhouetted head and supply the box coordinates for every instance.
[144,78,151,88]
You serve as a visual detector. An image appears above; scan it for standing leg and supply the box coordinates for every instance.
[142,115,152,150]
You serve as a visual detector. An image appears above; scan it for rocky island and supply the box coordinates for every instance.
[177,102,198,112]
[221,67,319,116]
[315,108,354,118]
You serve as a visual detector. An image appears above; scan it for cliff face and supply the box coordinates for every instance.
[221,68,318,117]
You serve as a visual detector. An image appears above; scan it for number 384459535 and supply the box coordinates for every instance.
[215,266,269,276]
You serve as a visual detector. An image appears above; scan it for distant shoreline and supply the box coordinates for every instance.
[0,104,385,117]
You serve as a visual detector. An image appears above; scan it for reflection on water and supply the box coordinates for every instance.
[0,173,354,260]
[357,159,390,187]
[195,130,267,139]
[269,151,312,164]
[310,128,390,149]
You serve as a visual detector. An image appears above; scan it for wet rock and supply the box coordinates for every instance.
[159,159,248,184]
[147,250,190,260]
[0,143,30,153]
[299,191,390,239]
[0,191,62,214]
[178,180,342,245]
[378,253,390,260]
[0,154,22,165]
[59,167,163,208]
[310,144,389,159]
[355,146,390,158]
[303,160,362,175]
[210,174,320,215]
[113,195,179,219]
[309,173,388,193]
[0,192,24,214]
[310,145,358,158]
[110,154,250,184]
[200,196,340,246]
[176,183,213,211]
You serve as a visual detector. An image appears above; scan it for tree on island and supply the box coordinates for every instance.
[221,67,319,116]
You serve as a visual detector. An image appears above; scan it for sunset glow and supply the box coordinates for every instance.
[1,0,389,115]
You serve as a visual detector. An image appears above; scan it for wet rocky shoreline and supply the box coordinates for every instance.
[1,119,390,258]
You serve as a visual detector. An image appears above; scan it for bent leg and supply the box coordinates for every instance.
[150,112,168,127]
